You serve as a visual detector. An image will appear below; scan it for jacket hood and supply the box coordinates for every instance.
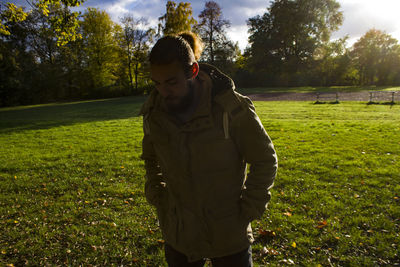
[198,63,236,98]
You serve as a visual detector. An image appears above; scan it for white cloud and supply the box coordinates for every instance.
[334,0,400,46]
[103,0,140,21]
[216,0,268,26]
[107,0,134,17]
[102,0,164,24]
[227,25,250,51]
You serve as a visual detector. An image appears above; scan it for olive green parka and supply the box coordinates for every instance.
[141,64,278,262]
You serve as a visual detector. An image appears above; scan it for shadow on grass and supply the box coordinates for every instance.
[367,101,397,106]
[0,96,147,133]
[313,101,340,105]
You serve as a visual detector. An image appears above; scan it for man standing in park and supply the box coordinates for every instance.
[140,32,278,267]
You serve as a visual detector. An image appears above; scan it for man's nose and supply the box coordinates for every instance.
[156,84,170,97]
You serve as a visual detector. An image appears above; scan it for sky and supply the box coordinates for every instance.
[9,0,400,51]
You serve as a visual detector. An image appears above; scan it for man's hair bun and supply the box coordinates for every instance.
[178,32,203,61]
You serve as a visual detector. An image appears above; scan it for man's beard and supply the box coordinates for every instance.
[165,81,195,113]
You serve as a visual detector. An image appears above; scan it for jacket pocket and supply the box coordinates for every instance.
[205,205,249,250]
[177,206,209,250]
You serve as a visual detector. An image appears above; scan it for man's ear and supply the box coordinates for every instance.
[189,62,199,79]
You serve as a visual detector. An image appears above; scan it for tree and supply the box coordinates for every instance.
[0,27,38,106]
[25,4,60,64]
[81,8,120,94]
[195,1,230,64]
[158,1,197,35]
[28,4,68,100]
[247,0,343,85]
[351,29,400,85]
[119,15,154,93]
[312,37,353,86]
[0,3,28,35]
[0,2,80,104]
[1,0,84,46]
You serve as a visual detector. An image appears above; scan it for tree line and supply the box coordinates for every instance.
[1,0,400,107]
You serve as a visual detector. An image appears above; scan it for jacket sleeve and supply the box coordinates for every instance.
[231,97,278,222]
[141,117,166,208]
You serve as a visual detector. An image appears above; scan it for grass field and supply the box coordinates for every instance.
[0,96,399,266]
[236,85,400,95]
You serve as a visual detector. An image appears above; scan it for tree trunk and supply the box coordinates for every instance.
[134,63,139,93]
[210,18,214,63]
[127,43,134,92]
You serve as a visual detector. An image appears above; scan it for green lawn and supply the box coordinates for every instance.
[237,85,400,95]
[0,96,399,266]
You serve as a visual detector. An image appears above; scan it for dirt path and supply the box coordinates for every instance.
[247,91,399,102]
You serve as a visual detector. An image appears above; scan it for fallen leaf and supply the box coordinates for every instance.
[269,248,279,255]
[283,212,292,217]
[258,229,276,237]
[261,247,279,255]
[316,220,327,229]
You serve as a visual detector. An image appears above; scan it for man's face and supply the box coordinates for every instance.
[151,61,193,112]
